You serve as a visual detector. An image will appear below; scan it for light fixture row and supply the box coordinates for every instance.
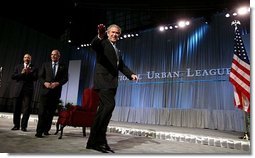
[225,6,250,18]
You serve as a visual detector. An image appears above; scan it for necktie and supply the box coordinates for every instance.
[53,63,56,77]
[113,44,119,66]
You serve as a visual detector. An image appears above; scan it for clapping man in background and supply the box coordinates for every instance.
[11,53,38,132]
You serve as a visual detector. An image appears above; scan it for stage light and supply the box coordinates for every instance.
[169,26,173,29]
[178,21,186,28]
[164,26,168,30]
[237,7,250,15]
[159,26,165,32]
[225,13,230,17]
[177,20,190,28]
[68,40,71,43]
[119,32,138,40]
[81,44,84,47]
[233,12,237,16]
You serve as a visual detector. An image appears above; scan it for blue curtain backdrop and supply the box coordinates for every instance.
[1,12,249,132]
[73,13,250,132]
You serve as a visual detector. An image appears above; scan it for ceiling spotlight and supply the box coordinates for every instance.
[225,13,230,17]
[178,21,186,28]
[159,26,165,32]
[178,20,190,28]
[237,7,250,15]
[233,12,238,16]
[68,40,71,43]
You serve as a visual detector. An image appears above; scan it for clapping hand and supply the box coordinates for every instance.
[21,67,31,74]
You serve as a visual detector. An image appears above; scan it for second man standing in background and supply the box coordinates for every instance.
[35,49,68,138]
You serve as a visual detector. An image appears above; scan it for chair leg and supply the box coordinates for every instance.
[58,125,65,139]
[82,127,86,137]
[54,123,60,135]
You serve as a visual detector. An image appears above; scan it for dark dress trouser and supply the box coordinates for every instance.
[87,88,117,146]
[36,94,59,134]
[13,89,32,129]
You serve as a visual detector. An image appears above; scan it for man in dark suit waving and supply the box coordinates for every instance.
[86,24,138,153]
[11,53,38,131]
[35,49,68,138]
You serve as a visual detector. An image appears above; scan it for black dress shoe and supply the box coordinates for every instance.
[86,145,109,153]
[21,128,27,132]
[11,127,20,130]
[102,144,115,153]
[35,133,43,138]
[44,132,51,135]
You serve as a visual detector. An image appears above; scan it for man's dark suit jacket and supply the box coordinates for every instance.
[11,64,38,97]
[39,62,68,99]
[91,36,134,89]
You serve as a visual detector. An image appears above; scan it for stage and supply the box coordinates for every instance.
[0,112,250,154]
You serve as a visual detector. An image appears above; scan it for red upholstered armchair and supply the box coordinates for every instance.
[54,88,99,139]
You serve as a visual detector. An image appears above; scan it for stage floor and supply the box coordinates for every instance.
[0,112,251,154]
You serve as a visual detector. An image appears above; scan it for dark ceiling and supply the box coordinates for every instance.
[0,0,250,45]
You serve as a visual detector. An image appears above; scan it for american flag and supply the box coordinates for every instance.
[229,21,250,113]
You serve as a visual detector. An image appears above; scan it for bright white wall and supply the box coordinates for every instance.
[61,60,81,105]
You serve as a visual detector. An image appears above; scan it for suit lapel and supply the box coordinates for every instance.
[105,40,118,66]
[47,62,54,79]
[54,62,62,78]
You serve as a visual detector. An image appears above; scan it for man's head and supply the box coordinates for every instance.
[23,54,31,64]
[51,50,60,62]
[107,24,121,44]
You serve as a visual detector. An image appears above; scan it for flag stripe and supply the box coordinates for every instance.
[230,67,250,85]
[229,77,250,99]
[232,54,250,74]
[233,87,240,107]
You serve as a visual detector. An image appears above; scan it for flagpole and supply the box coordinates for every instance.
[244,111,250,140]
